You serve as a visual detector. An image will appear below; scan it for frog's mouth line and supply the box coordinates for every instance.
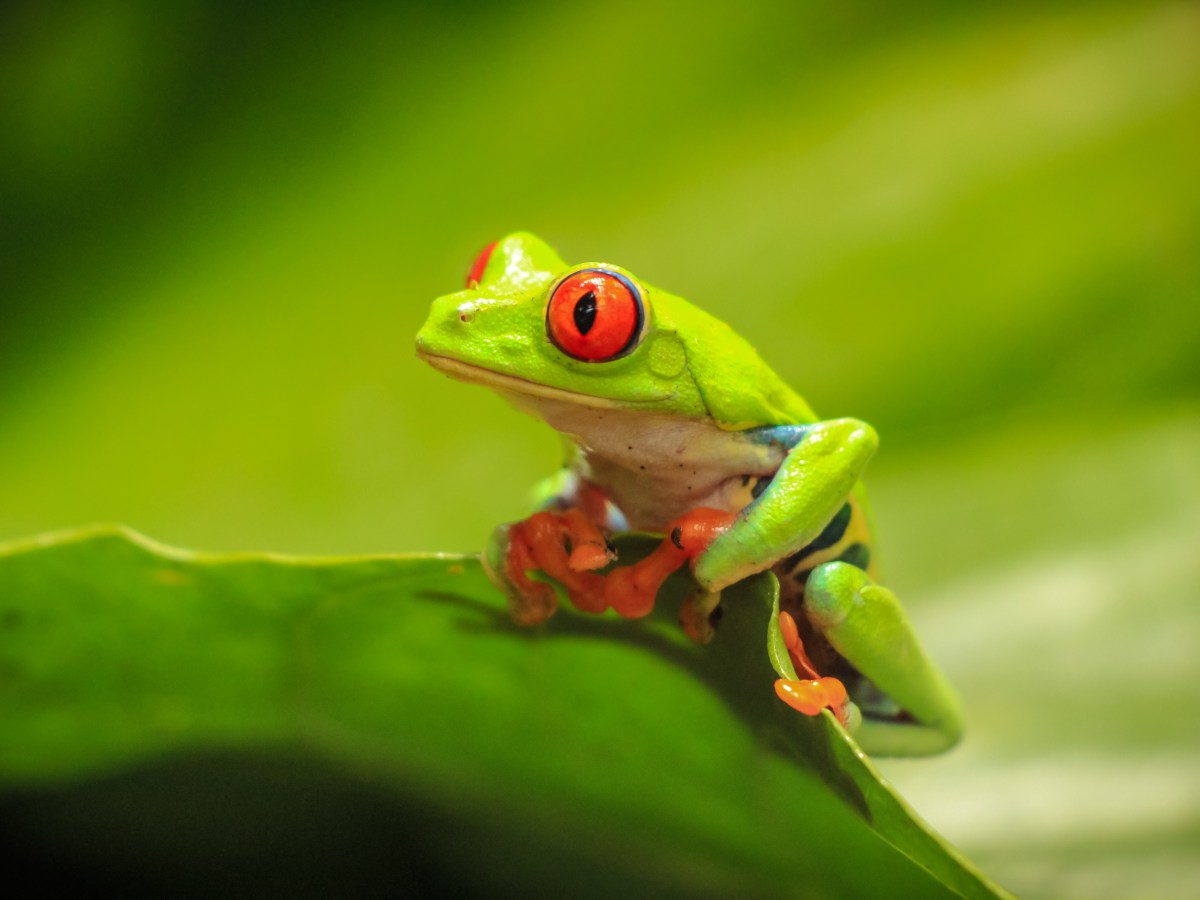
[419,353,671,408]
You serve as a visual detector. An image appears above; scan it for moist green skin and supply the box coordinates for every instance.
[416,233,816,429]
[416,232,963,756]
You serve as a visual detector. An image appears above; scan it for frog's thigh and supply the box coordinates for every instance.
[805,562,963,757]
[695,418,877,591]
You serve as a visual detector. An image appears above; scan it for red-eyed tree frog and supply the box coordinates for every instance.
[416,233,963,756]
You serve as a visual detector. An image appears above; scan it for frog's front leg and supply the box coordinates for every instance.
[693,418,878,592]
[603,507,736,623]
[483,478,618,625]
[805,562,963,755]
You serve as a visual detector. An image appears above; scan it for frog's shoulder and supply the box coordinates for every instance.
[653,289,816,430]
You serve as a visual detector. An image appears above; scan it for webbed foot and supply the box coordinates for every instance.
[773,609,850,725]
[483,508,615,625]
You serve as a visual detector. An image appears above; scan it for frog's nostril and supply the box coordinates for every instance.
[456,301,476,324]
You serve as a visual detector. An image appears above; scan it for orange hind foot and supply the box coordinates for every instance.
[774,610,849,725]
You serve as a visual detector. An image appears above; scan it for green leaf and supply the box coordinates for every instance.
[0,526,1006,897]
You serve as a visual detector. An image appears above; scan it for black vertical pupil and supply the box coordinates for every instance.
[573,290,598,335]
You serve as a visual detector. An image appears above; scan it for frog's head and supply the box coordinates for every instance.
[416,232,813,427]
[416,232,708,416]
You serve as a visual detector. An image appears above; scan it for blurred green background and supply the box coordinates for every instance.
[1,1,1197,896]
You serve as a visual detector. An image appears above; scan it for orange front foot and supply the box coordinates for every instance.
[499,508,615,625]
[604,508,736,619]
[774,610,849,725]
[491,505,735,629]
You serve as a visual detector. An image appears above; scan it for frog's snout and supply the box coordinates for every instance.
[416,292,465,357]
[418,289,508,365]
[414,313,435,357]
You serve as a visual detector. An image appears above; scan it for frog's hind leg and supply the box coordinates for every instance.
[803,561,963,756]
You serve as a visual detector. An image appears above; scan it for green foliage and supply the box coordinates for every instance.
[0,1,1196,556]
[1,1,1197,895]
[0,527,1004,897]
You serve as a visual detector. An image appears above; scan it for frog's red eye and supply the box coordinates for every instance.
[546,268,644,362]
[465,240,498,289]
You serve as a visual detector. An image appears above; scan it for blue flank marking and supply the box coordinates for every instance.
[739,424,812,450]
[737,424,812,514]
[540,468,629,531]
[784,505,855,574]
[607,506,629,532]
[837,542,871,571]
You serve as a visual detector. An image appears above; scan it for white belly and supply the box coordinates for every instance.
[505,391,785,531]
